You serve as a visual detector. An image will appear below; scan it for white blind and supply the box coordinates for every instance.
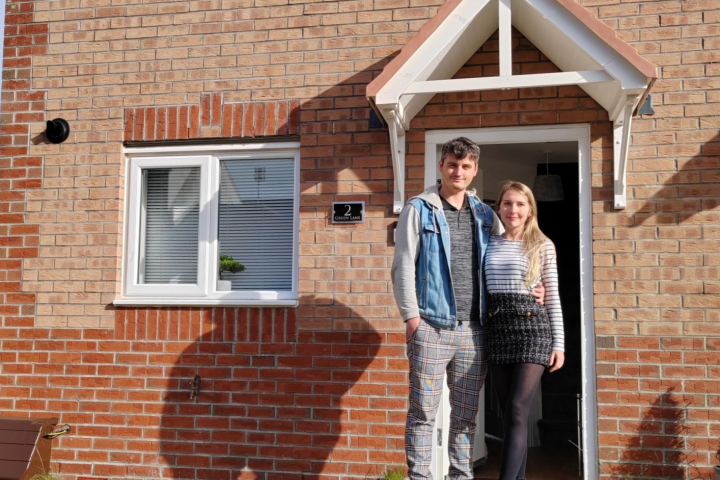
[142,167,200,284]
[218,159,294,290]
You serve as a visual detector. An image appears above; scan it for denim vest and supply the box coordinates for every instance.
[408,195,495,330]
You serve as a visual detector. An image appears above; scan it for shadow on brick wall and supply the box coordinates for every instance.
[611,387,698,480]
[153,300,384,480]
[634,132,720,230]
[608,132,719,479]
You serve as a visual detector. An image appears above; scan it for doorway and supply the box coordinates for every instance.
[423,126,597,480]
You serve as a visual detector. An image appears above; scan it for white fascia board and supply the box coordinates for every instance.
[516,0,649,90]
[403,70,613,95]
[374,0,493,107]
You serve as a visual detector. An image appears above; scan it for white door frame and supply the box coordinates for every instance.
[424,124,598,480]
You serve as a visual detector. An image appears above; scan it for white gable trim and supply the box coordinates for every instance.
[370,0,657,212]
[403,70,614,95]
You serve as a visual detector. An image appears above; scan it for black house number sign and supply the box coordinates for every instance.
[332,201,365,224]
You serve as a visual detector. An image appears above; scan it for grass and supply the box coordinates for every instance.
[380,465,406,480]
[31,474,59,480]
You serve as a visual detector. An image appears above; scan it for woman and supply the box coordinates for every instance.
[484,181,565,480]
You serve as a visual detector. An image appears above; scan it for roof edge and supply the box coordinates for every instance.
[555,0,658,80]
[635,77,656,116]
[366,0,659,105]
[366,0,466,99]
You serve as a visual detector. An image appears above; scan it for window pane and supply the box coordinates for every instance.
[218,159,294,290]
[141,167,200,284]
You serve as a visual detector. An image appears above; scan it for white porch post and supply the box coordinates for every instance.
[612,95,638,210]
[499,0,512,77]
[385,110,407,214]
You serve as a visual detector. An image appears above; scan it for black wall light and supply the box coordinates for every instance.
[45,118,70,144]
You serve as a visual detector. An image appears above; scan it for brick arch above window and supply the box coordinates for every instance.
[123,95,300,143]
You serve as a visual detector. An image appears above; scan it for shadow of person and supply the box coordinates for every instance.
[600,134,720,479]
[612,387,693,480]
[156,297,383,480]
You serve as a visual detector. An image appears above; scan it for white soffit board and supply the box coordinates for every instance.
[512,0,624,112]
[402,4,499,122]
[514,0,648,89]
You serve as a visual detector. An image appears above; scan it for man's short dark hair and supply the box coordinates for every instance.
[440,137,480,164]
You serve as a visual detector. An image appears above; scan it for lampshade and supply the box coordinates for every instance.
[533,150,564,202]
[533,174,564,202]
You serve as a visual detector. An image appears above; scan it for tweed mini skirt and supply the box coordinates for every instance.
[486,292,553,366]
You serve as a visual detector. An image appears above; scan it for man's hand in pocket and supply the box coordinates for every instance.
[406,316,421,341]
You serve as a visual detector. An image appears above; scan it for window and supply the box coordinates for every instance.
[143,167,202,285]
[119,144,300,306]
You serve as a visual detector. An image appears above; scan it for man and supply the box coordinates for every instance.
[391,137,542,480]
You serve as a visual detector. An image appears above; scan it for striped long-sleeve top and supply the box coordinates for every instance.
[484,234,565,351]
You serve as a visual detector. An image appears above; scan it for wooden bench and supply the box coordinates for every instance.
[0,417,58,480]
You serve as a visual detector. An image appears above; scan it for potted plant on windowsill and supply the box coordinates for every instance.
[217,254,245,291]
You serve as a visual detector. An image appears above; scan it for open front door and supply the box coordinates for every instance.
[424,125,597,480]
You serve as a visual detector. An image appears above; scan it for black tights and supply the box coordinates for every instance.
[491,363,546,480]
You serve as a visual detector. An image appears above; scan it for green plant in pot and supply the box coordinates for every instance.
[218,254,245,291]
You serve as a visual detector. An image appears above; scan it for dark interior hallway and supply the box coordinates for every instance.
[475,436,580,480]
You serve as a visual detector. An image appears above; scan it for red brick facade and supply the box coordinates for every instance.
[1,0,720,479]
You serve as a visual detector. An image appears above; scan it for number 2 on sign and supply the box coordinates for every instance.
[345,205,352,216]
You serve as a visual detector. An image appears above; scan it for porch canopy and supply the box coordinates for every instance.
[366,0,658,212]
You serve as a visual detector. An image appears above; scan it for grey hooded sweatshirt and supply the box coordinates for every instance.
[391,184,503,322]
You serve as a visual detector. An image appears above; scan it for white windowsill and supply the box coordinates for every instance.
[113,297,298,307]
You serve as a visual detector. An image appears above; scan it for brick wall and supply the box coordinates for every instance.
[34,306,398,479]
[586,3,720,478]
[1,0,720,479]
[0,0,45,384]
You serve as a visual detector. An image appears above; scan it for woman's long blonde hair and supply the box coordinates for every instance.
[495,181,547,287]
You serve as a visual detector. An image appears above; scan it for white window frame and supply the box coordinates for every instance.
[125,155,212,298]
[116,142,301,307]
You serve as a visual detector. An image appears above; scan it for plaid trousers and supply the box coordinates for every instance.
[406,319,487,480]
